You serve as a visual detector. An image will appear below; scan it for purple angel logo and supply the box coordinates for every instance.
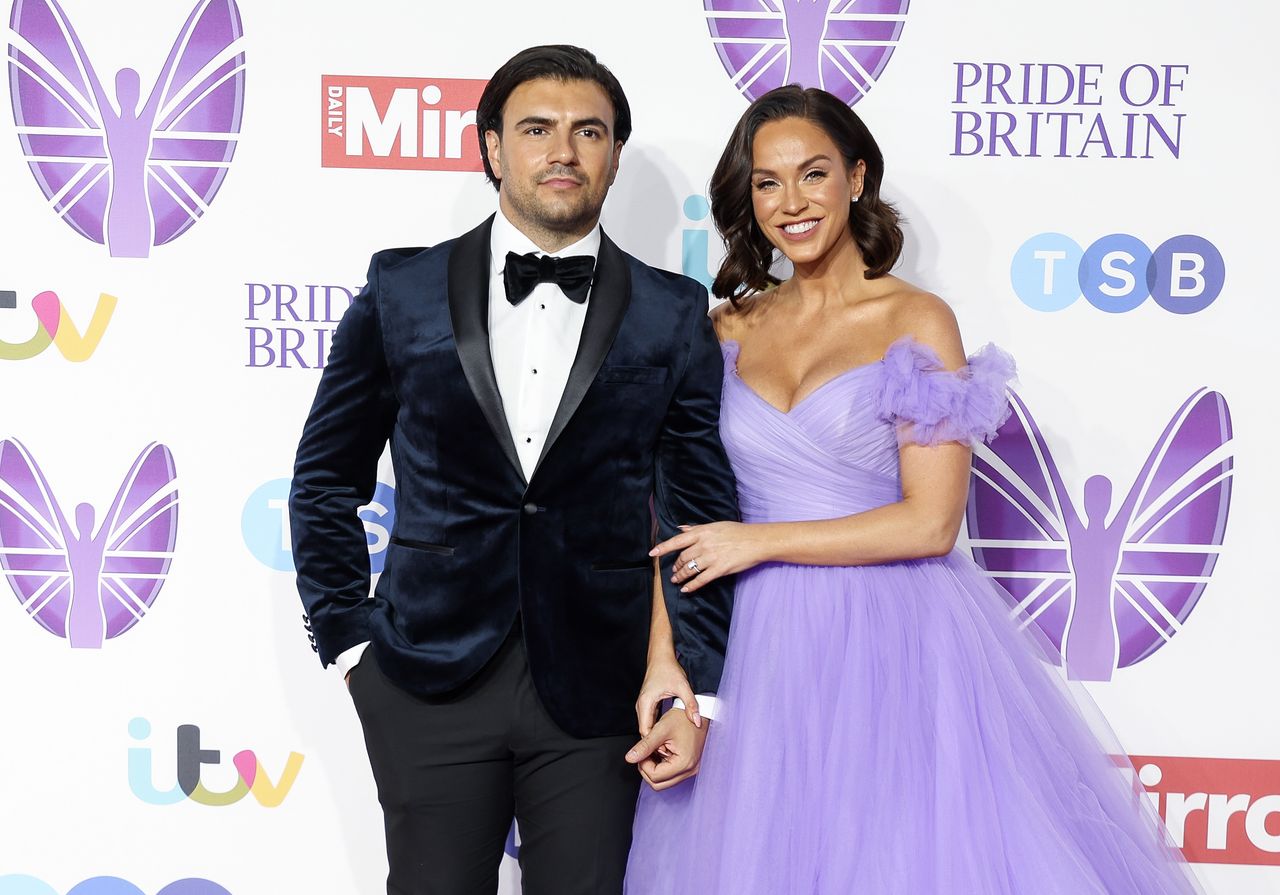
[7,0,246,257]
[703,0,910,106]
[0,439,178,648]
[968,390,1232,681]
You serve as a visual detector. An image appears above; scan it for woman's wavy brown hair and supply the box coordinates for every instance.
[710,85,903,305]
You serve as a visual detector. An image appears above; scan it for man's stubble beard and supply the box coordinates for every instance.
[502,175,607,245]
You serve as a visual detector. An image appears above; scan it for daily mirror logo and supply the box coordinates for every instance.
[321,75,486,171]
[7,0,246,258]
[703,0,909,106]
[0,439,178,648]
[967,390,1232,681]
[1134,755,1280,866]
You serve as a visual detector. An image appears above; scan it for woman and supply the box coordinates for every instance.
[624,86,1202,894]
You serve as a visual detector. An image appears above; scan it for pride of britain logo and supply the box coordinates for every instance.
[967,389,1232,682]
[703,0,909,105]
[0,439,178,648]
[7,0,245,257]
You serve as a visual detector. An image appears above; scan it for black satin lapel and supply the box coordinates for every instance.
[447,215,526,484]
[533,231,632,478]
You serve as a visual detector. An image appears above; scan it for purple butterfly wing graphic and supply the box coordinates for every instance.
[703,0,910,106]
[0,439,178,647]
[145,0,245,247]
[8,0,110,245]
[7,0,245,257]
[968,390,1233,681]
[967,392,1078,657]
[96,441,179,640]
[0,438,74,638]
[1112,390,1232,668]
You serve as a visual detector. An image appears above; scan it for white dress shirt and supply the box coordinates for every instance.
[335,208,718,721]
[487,206,597,479]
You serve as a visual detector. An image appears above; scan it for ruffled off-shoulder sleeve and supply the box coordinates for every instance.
[874,337,1016,447]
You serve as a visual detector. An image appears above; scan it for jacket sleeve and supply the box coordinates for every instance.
[653,285,739,694]
[288,254,400,665]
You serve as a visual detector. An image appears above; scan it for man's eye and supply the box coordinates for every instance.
[526,127,547,136]
[578,128,599,138]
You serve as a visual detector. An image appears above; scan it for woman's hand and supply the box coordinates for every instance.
[635,656,701,736]
[651,521,769,592]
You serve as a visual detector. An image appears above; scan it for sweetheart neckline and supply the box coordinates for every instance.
[721,339,883,416]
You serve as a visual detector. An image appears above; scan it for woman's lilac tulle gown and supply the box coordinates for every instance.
[625,337,1203,894]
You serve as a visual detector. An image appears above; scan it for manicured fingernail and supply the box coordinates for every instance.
[648,548,658,556]
[680,586,690,593]
[693,713,702,728]
[626,750,636,760]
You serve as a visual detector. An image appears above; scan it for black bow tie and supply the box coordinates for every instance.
[503,251,595,306]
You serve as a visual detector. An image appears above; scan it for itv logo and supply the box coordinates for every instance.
[321,75,485,171]
[0,289,116,361]
[128,717,303,808]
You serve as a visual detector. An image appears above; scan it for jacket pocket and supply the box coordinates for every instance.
[590,559,652,571]
[596,365,667,385]
[389,536,455,556]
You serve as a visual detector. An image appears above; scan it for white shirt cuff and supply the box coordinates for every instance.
[672,694,719,722]
[335,641,371,678]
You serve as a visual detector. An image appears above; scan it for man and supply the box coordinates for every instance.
[289,45,738,895]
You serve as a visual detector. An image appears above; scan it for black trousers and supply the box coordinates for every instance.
[349,627,641,895]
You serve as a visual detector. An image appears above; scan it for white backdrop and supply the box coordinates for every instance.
[0,1,1276,893]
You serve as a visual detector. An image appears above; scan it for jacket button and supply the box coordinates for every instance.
[522,502,539,515]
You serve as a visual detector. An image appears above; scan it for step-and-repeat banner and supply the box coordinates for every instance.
[1,1,1275,893]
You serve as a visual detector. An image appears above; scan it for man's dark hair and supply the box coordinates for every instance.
[476,45,632,190]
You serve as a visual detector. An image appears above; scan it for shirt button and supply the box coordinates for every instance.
[540,303,546,310]
[525,437,532,443]
[532,368,538,374]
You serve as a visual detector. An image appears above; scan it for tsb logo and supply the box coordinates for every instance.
[321,76,486,171]
[1011,232,1224,314]
[1134,755,1280,865]
[242,478,395,573]
[0,877,228,895]
[128,717,303,808]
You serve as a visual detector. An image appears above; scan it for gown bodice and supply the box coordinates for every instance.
[718,337,1015,524]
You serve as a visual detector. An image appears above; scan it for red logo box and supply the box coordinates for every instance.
[1131,754,1280,866]
[321,75,488,171]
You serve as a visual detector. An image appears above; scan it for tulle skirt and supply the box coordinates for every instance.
[625,554,1203,894]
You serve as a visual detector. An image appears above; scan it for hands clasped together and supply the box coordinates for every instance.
[625,520,767,790]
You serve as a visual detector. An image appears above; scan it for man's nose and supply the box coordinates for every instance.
[547,133,578,165]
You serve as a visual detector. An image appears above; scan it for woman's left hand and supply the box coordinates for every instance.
[650,521,769,591]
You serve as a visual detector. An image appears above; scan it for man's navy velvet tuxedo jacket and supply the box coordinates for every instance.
[289,216,739,738]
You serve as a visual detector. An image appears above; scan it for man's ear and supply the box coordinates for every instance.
[606,140,623,187]
[485,129,503,183]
